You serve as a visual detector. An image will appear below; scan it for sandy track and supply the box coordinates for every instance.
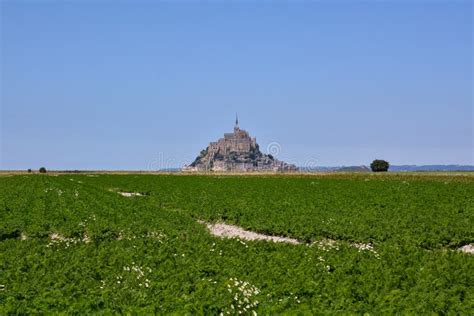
[201,221,300,244]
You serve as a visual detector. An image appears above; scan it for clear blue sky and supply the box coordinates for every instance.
[1,1,472,170]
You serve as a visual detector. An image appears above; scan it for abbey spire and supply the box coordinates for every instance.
[234,113,240,132]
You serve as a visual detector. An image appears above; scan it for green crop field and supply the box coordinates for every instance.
[1,173,473,314]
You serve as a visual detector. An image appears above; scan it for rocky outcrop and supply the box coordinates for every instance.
[183,119,298,172]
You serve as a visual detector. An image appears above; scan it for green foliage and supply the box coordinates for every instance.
[200,148,208,157]
[370,160,389,172]
[0,173,472,313]
[189,157,200,167]
[250,145,262,158]
[39,167,47,173]
[190,147,209,167]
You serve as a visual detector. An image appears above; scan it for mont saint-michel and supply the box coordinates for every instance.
[183,117,298,172]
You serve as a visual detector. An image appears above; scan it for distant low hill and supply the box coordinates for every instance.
[301,165,474,172]
[388,165,474,172]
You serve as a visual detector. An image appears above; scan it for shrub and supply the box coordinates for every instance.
[39,167,47,173]
[370,160,389,172]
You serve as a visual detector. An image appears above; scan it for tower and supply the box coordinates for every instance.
[234,113,240,132]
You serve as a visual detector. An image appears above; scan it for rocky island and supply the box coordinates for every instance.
[183,117,298,172]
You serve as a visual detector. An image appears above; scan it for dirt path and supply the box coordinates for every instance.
[199,221,379,258]
[201,221,300,244]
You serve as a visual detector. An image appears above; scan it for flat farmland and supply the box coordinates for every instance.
[1,173,473,314]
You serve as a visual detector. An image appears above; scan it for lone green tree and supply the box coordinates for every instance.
[39,167,47,173]
[370,159,389,172]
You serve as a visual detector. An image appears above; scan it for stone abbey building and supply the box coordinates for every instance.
[183,116,298,172]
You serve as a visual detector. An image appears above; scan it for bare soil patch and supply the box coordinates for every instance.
[201,221,300,244]
[200,221,379,257]
[118,192,143,197]
[459,244,474,254]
